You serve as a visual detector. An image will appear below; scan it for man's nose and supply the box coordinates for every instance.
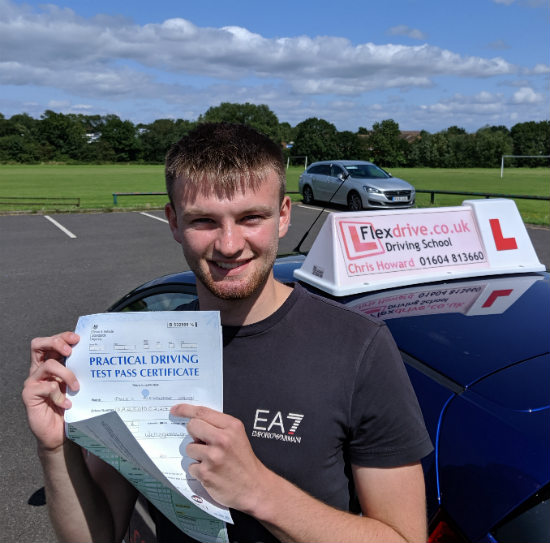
[214,223,245,256]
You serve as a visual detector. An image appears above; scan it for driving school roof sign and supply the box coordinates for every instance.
[293,199,545,296]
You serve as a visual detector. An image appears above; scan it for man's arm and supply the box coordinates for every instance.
[173,403,428,543]
[23,333,137,543]
[352,463,428,542]
[38,440,138,543]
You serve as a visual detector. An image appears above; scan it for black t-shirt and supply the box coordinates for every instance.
[152,283,432,543]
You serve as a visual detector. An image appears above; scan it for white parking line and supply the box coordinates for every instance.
[44,215,77,239]
[296,204,331,213]
[139,211,168,224]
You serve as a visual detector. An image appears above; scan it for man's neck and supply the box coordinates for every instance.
[196,278,293,326]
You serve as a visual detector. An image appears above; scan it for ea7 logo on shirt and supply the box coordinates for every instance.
[251,409,304,444]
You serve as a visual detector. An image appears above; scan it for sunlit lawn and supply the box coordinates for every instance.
[1,164,548,225]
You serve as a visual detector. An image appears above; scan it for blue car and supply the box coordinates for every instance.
[109,197,549,543]
[109,253,549,543]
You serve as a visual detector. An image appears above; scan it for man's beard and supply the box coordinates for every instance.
[184,247,278,301]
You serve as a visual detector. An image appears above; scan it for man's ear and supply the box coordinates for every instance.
[278,196,292,239]
[165,203,182,243]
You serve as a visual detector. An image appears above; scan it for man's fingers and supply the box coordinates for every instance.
[186,416,228,449]
[46,380,73,409]
[30,332,80,367]
[23,378,73,409]
[28,358,80,392]
[170,403,227,427]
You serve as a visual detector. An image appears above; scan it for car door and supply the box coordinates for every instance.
[328,164,348,205]
[308,164,332,202]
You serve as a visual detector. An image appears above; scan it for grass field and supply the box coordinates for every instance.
[1,164,548,225]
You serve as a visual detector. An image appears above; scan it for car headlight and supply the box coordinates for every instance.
[364,186,383,194]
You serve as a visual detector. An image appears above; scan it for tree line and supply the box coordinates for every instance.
[1,103,548,168]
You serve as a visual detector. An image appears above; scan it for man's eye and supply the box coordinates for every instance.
[190,217,215,225]
[241,215,263,223]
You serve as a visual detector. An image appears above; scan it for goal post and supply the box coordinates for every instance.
[501,155,550,178]
[287,155,308,170]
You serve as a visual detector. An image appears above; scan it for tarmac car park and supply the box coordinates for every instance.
[108,199,549,543]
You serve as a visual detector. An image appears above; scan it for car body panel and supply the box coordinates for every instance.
[400,360,455,519]
[298,160,415,209]
[438,359,549,541]
[380,273,549,387]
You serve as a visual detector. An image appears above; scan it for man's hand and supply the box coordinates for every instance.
[171,404,427,542]
[22,332,80,451]
[170,404,268,514]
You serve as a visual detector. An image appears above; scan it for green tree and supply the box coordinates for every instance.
[335,131,365,160]
[199,102,280,143]
[5,113,39,137]
[292,117,339,163]
[278,122,295,146]
[510,121,550,166]
[472,126,512,168]
[367,119,407,167]
[442,126,474,168]
[99,115,139,162]
[409,131,433,167]
[138,119,195,162]
[37,110,87,161]
[409,130,455,168]
[0,113,42,162]
[0,134,42,162]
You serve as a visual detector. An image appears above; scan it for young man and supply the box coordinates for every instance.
[23,123,432,543]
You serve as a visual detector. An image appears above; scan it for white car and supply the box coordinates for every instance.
[299,160,415,211]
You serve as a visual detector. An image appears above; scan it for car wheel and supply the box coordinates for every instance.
[302,185,314,205]
[347,191,363,211]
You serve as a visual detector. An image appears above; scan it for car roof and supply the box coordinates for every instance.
[308,160,375,167]
[377,272,550,387]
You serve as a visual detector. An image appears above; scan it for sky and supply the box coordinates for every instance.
[1,0,548,133]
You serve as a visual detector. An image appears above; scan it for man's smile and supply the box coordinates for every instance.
[211,259,251,272]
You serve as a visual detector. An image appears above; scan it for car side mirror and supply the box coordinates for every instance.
[338,172,350,181]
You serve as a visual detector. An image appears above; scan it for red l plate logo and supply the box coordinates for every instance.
[489,219,518,251]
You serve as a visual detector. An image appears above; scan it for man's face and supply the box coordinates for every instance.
[166,171,291,301]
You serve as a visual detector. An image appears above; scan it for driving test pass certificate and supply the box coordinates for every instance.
[64,311,230,543]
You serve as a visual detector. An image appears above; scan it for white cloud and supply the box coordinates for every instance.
[0,0,547,133]
[512,86,544,104]
[421,92,505,115]
[388,25,427,41]
[487,40,510,50]
[531,64,550,74]
[0,1,517,98]
[47,100,71,108]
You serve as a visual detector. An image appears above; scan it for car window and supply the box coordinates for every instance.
[119,292,197,312]
[331,165,344,177]
[308,164,330,175]
[366,165,389,178]
[345,164,390,179]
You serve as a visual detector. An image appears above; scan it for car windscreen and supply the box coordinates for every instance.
[345,164,389,179]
